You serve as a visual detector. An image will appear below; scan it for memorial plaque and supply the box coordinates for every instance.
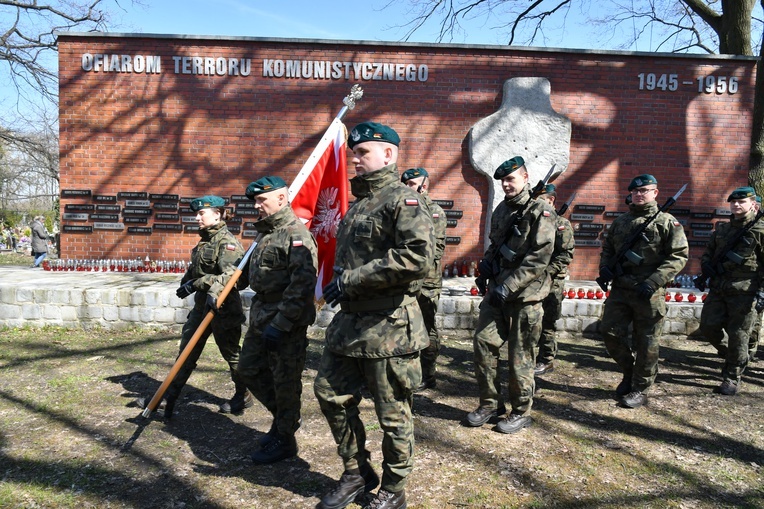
[444,210,463,219]
[690,223,713,230]
[149,193,179,201]
[715,208,732,217]
[432,199,454,209]
[693,230,713,238]
[90,214,119,221]
[574,239,602,247]
[236,202,256,209]
[125,200,151,207]
[155,213,180,221]
[62,213,89,221]
[230,195,250,203]
[577,223,604,231]
[574,204,605,213]
[445,236,461,245]
[65,204,95,211]
[242,230,258,238]
[153,203,177,211]
[236,209,259,216]
[127,227,152,234]
[691,212,714,219]
[179,207,193,214]
[605,211,626,218]
[573,231,600,238]
[181,216,197,224]
[62,225,93,233]
[446,219,458,228]
[184,225,200,233]
[671,208,690,216]
[122,208,153,216]
[124,217,148,224]
[676,218,688,226]
[689,240,710,247]
[227,225,241,234]
[154,223,183,232]
[118,191,148,200]
[571,213,595,222]
[244,222,258,229]
[93,222,125,230]
[61,189,92,198]
[227,216,242,224]
[97,204,121,212]
[180,197,194,204]
[93,194,117,202]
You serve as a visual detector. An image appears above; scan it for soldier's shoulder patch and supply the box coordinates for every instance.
[405,198,419,206]
[543,210,551,217]
[673,221,681,227]
[225,244,236,251]
[292,239,304,247]
[557,225,566,231]
[432,213,440,219]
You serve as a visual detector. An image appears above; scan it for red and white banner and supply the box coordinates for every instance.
[288,118,349,299]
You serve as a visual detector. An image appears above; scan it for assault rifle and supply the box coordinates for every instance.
[693,208,764,292]
[595,183,687,292]
[557,192,576,216]
[475,164,558,295]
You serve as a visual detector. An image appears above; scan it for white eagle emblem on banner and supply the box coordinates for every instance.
[310,187,342,242]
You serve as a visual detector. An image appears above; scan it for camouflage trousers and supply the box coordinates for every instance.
[473,297,543,415]
[600,285,665,392]
[418,287,441,381]
[749,310,763,360]
[536,279,564,364]
[314,349,421,492]
[237,323,309,437]
[166,304,244,401]
[699,290,756,382]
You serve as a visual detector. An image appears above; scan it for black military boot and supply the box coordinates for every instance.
[534,361,554,376]
[415,377,436,392]
[317,470,368,509]
[494,413,532,434]
[365,489,406,509]
[251,433,297,464]
[620,391,647,408]
[615,375,632,398]
[219,384,254,414]
[717,379,739,395]
[465,403,506,427]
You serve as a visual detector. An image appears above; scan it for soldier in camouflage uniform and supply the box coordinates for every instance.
[467,156,556,434]
[698,187,764,395]
[315,122,434,509]
[534,184,575,376]
[599,174,688,408]
[401,167,447,392]
[137,195,248,419]
[236,176,318,464]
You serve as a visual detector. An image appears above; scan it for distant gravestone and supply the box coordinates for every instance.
[469,77,571,248]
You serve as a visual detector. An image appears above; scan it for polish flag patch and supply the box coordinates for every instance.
[673,221,681,227]
[557,225,566,231]
[543,211,551,217]
[433,213,440,218]
[225,244,236,251]
[292,239,304,247]
[405,199,419,206]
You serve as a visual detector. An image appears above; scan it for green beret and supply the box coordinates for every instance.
[246,176,287,199]
[493,156,525,179]
[627,174,658,191]
[727,186,757,202]
[541,184,556,195]
[348,121,400,149]
[401,167,429,183]
[190,195,226,212]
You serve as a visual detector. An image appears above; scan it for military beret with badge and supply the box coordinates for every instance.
[246,176,287,199]
[541,183,556,195]
[627,174,658,191]
[727,186,757,202]
[493,156,525,180]
[348,121,400,149]
[190,195,226,212]
[401,167,429,183]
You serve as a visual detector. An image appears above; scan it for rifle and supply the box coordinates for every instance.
[557,192,576,216]
[693,208,764,291]
[595,183,687,292]
[475,164,558,295]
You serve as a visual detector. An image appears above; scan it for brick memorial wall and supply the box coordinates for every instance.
[57,33,757,279]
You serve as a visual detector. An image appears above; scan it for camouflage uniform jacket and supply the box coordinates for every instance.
[487,185,556,303]
[181,221,244,319]
[421,192,447,290]
[327,163,435,358]
[547,214,575,280]
[601,201,688,289]
[702,209,764,294]
[240,205,318,331]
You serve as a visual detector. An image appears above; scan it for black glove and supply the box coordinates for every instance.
[756,291,764,313]
[635,281,657,299]
[205,293,219,313]
[701,262,717,278]
[693,276,706,292]
[262,324,286,352]
[598,266,614,282]
[176,281,196,299]
[477,259,493,279]
[488,284,510,307]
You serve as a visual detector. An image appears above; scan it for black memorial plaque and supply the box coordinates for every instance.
[93,194,117,202]
[230,195,250,203]
[125,200,151,207]
[155,213,180,221]
[236,202,256,209]
[154,223,183,232]
[671,208,690,216]
[574,239,602,247]
[242,230,258,238]
[149,193,179,201]
[127,227,152,234]
[570,214,595,222]
[97,204,121,212]
[577,223,604,231]
[573,231,600,238]
[180,197,194,204]
[689,240,710,247]
[118,191,148,200]
[90,214,119,221]
[574,204,605,213]
[690,223,713,230]
[122,208,153,216]
[691,212,714,219]
[446,219,457,228]
[227,225,241,235]
[432,199,454,209]
[244,222,258,229]
[65,204,95,212]
[227,216,242,224]
[61,189,92,198]
[124,217,148,224]
[62,213,89,221]
[63,225,93,233]
[184,225,200,233]
[93,222,124,230]
[605,211,626,218]
[153,203,178,211]
[181,216,197,224]
[236,209,259,216]
[445,236,461,245]
[693,230,712,238]
[444,210,463,219]
[715,208,732,217]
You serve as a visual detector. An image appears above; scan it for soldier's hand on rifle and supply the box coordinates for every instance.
[262,324,285,352]
[598,266,614,282]
[755,291,764,313]
[635,281,657,299]
[488,284,511,307]
[323,266,346,307]
[701,262,717,278]
[205,293,219,313]
[477,259,493,279]
[176,280,196,299]
[693,276,706,292]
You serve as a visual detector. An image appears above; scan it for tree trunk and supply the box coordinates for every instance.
[719,0,755,55]
[749,5,764,193]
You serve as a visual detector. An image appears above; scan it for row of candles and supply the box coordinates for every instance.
[41,258,189,273]
[561,287,707,302]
